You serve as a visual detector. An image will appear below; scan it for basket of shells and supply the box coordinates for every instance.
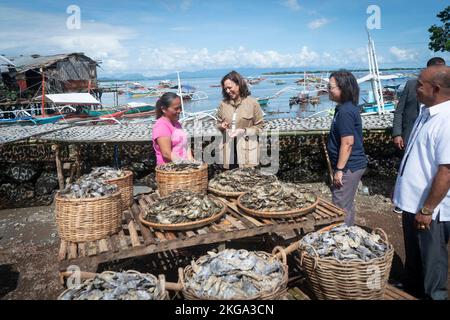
[208,167,278,198]
[55,177,123,242]
[295,223,394,300]
[179,247,289,300]
[58,271,169,300]
[139,190,227,231]
[155,160,208,197]
[85,167,134,210]
[236,181,318,218]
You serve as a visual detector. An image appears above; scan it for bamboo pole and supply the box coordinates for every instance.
[41,67,46,117]
[321,135,334,186]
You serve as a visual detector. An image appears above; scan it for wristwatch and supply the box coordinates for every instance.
[335,167,345,172]
[420,207,434,216]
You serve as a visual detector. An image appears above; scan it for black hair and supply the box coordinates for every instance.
[329,70,360,106]
[221,70,251,101]
[155,92,180,119]
[427,57,446,67]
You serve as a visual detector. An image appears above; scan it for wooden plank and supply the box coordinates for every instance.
[128,221,142,247]
[224,215,246,230]
[196,228,208,235]
[164,232,177,241]
[58,241,68,261]
[317,206,340,219]
[109,234,120,252]
[78,243,86,258]
[154,231,167,242]
[319,200,345,215]
[87,241,98,257]
[69,243,78,260]
[131,203,154,245]
[185,231,196,238]
[232,212,265,227]
[98,239,109,253]
[292,287,311,300]
[118,230,129,250]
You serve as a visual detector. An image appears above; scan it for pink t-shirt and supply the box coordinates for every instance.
[152,117,188,165]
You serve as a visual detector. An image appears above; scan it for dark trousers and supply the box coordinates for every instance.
[402,212,450,300]
[330,168,366,226]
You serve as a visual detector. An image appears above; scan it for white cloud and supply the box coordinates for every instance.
[283,0,302,11]
[170,26,194,32]
[308,18,330,30]
[389,46,418,62]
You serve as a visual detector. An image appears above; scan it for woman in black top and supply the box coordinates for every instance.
[327,70,367,226]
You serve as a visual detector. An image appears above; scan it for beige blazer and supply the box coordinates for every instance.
[216,96,264,169]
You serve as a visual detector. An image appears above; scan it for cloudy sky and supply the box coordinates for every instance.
[1,0,449,76]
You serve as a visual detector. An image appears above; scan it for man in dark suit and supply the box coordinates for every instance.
[393,57,446,150]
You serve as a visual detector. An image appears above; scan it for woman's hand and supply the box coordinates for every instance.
[220,121,230,130]
[333,171,344,187]
[228,128,245,138]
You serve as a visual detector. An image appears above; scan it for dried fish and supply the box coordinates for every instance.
[83,166,127,180]
[157,160,203,172]
[143,190,223,224]
[185,249,284,299]
[240,181,316,212]
[300,224,388,262]
[209,167,277,193]
[59,177,118,199]
[59,271,166,300]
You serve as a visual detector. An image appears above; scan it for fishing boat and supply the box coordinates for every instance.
[31,115,65,124]
[257,97,270,106]
[272,79,287,86]
[124,102,156,114]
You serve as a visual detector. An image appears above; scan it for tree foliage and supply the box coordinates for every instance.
[428,6,450,52]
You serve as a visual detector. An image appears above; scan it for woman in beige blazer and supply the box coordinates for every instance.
[216,71,264,169]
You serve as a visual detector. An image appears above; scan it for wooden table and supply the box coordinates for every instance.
[58,193,345,277]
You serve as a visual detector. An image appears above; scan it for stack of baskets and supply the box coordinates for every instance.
[155,163,208,197]
[55,191,123,242]
[296,224,394,300]
[105,170,134,210]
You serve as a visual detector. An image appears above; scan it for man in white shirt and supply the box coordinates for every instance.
[393,65,450,300]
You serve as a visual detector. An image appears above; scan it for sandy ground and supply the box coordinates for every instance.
[0,181,447,300]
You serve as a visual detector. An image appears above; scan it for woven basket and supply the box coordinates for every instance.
[207,186,246,198]
[58,271,169,300]
[105,170,134,210]
[180,247,289,300]
[296,223,394,300]
[139,197,227,231]
[55,191,123,242]
[236,193,319,219]
[156,163,208,197]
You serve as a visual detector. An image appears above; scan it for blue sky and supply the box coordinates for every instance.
[1,0,449,76]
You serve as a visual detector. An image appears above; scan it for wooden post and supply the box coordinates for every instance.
[53,144,65,190]
[41,67,46,117]
[321,135,334,186]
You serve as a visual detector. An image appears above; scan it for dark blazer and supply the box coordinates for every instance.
[392,79,420,145]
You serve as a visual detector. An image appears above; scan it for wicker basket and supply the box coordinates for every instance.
[207,186,246,198]
[296,223,394,300]
[236,193,319,219]
[58,271,169,300]
[55,191,123,242]
[180,247,289,300]
[139,197,227,231]
[155,163,208,197]
[105,170,134,210]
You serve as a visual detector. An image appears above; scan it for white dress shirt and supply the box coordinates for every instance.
[393,100,450,221]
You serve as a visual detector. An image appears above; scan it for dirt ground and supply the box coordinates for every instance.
[0,180,448,300]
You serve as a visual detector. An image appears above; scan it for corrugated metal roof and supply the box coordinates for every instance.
[8,53,98,72]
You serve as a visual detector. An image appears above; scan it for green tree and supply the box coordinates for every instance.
[428,6,450,52]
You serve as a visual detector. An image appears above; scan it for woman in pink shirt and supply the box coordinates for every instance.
[152,92,192,165]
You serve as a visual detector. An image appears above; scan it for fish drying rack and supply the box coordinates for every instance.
[58,192,345,279]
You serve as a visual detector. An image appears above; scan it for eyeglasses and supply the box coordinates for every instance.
[327,85,338,90]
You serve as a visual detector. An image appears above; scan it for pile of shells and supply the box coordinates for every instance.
[157,160,203,172]
[83,166,127,180]
[142,190,223,224]
[240,181,316,212]
[184,249,285,299]
[209,167,277,193]
[59,177,118,199]
[300,224,389,262]
[59,271,166,300]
